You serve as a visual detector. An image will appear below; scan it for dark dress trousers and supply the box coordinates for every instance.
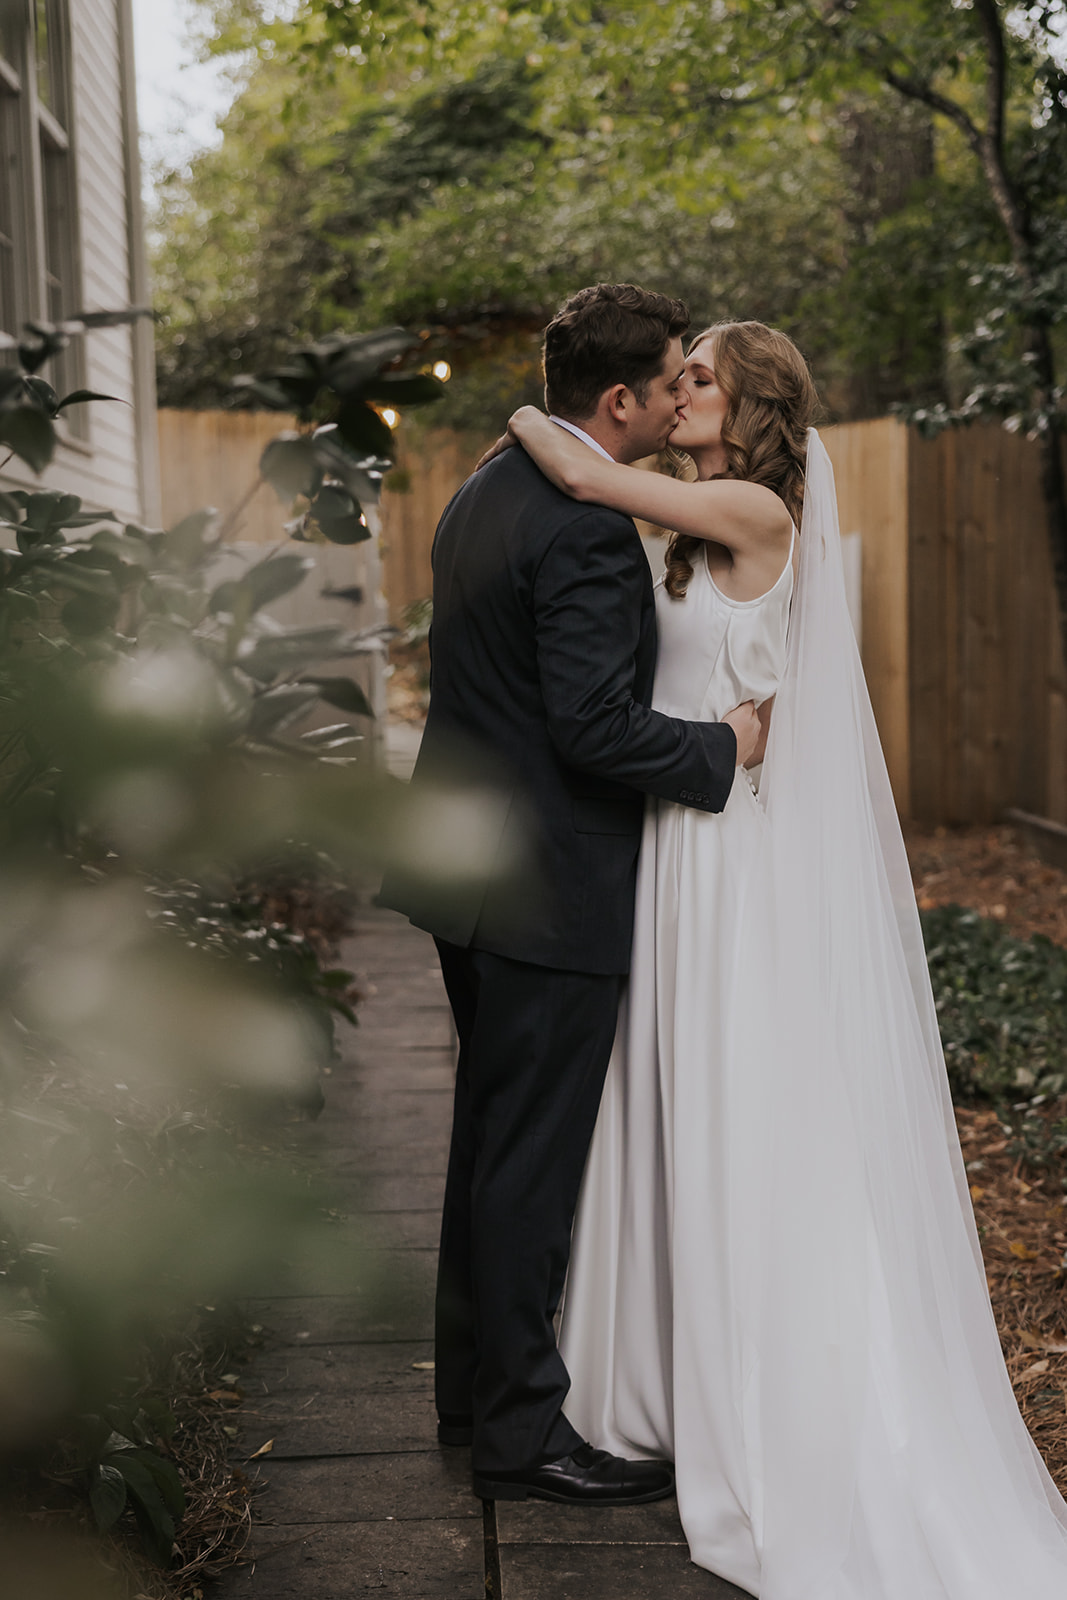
[379,445,736,1473]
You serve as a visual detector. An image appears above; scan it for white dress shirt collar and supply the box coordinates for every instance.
[548,415,616,463]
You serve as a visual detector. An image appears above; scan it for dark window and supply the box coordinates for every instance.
[0,3,84,420]
[0,83,19,344]
[34,2,84,426]
[33,0,68,128]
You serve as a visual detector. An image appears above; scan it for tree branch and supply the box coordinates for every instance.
[880,39,1030,272]
[881,67,984,153]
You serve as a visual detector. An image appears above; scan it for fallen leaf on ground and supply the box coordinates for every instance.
[1022,1360,1052,1378]
[411,1360,435,1371]
[1018,1329,1067,1353]
[1011,1240,1040,1260]
[247,1439,275,1460]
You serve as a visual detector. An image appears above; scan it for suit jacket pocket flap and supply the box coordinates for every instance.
[572,796,641,835]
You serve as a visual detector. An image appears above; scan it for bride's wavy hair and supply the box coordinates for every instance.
[663,321,818,599]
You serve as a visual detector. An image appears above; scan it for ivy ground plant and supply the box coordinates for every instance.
[922,904,1067,1172]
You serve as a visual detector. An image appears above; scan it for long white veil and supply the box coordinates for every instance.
[728,428,1067,1596]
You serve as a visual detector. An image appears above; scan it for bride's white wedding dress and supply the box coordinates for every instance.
[559,431,1067,1598]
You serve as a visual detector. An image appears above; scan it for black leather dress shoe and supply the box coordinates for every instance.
[437,1413,473,1447]
[473,1443,675,1505]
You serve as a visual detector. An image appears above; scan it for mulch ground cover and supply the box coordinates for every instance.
[906,822,1067,1491]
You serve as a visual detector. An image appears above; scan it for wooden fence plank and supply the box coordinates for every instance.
[823,417,911,811]
[157,409,1067,827]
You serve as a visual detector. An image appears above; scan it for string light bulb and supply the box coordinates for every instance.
[381,408,400,429]
[432,361,451,382]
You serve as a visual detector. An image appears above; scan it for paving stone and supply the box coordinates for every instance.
[260,1242,438,1302]
[238,1387,439,1456]
[246,1281,433,1345]
[497,1543,754,1599]
[245,1340,434,1398]
[345,1053,456,1093]
[252,1450,478,1525]
[217,1520,484,1599]
[333,1171,446,1215]
[496,1497,688,1546]
[348,1017,455,1051]
[337,1210,440,1250]
[313,1091,454,1149]
[319,1140,451,1179]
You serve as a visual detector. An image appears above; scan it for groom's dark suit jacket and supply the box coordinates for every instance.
[380,446,737,974]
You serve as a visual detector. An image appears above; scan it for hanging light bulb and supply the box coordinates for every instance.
[381,408,400,430]
[432,360,451,382]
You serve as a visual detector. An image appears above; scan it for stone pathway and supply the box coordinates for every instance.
[218,905,751,1599]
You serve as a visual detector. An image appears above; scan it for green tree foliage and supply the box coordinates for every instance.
[158,0,993,427]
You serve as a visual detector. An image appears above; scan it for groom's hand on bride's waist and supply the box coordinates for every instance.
[722,700,760,769]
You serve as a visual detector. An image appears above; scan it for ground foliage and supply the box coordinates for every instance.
[0,325,470,1593]
[923,904,1067,1110]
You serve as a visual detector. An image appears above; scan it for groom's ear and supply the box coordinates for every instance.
[603,383,633,424]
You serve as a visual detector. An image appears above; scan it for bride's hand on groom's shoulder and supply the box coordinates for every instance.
[474,408,548,472]
[475,431,517,471]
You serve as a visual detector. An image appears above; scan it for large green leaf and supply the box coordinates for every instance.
[302,674,376,718]
[308,484,370,545]
[210,552,313,617]
[0,406,55,472]
[260,432,321,502]
[163,510,218,568]
[55,388,124,413]
[0,490,24,523]
[23,376,60,416]
[17,324,67,375]
[50,557,121,598]
[234,365,322,412]
[128,1445,185,1519]
[90,528,151,566]
[334,400,395,460]
[247,682,322,735]
[109,1450,179,1567]
[90,1462,128,1532]
[299,721,361,749]
[238,623,356,681]
[311,427,388,506]
[357,373,446,405]
[313,327,418,397]
[61,592,122,636]
[23,491,82,535]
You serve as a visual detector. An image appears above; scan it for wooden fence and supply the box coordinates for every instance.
[156,409,389,732]
[157,410,1067,827]
[157,408,299,543]
[823,420,1067,826]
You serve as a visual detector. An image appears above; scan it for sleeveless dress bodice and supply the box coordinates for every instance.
[652,540,793,724]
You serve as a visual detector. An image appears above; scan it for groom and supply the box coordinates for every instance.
[381,283,759,1503]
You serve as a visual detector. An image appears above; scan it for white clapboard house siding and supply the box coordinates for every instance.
[0,0,158,524]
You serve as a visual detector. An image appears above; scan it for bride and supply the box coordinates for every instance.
[493,320,1067,1598]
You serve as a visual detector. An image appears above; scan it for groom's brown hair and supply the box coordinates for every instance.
[543,283,690,421]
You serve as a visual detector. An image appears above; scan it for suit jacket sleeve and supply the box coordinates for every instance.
[532,507,737,812]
